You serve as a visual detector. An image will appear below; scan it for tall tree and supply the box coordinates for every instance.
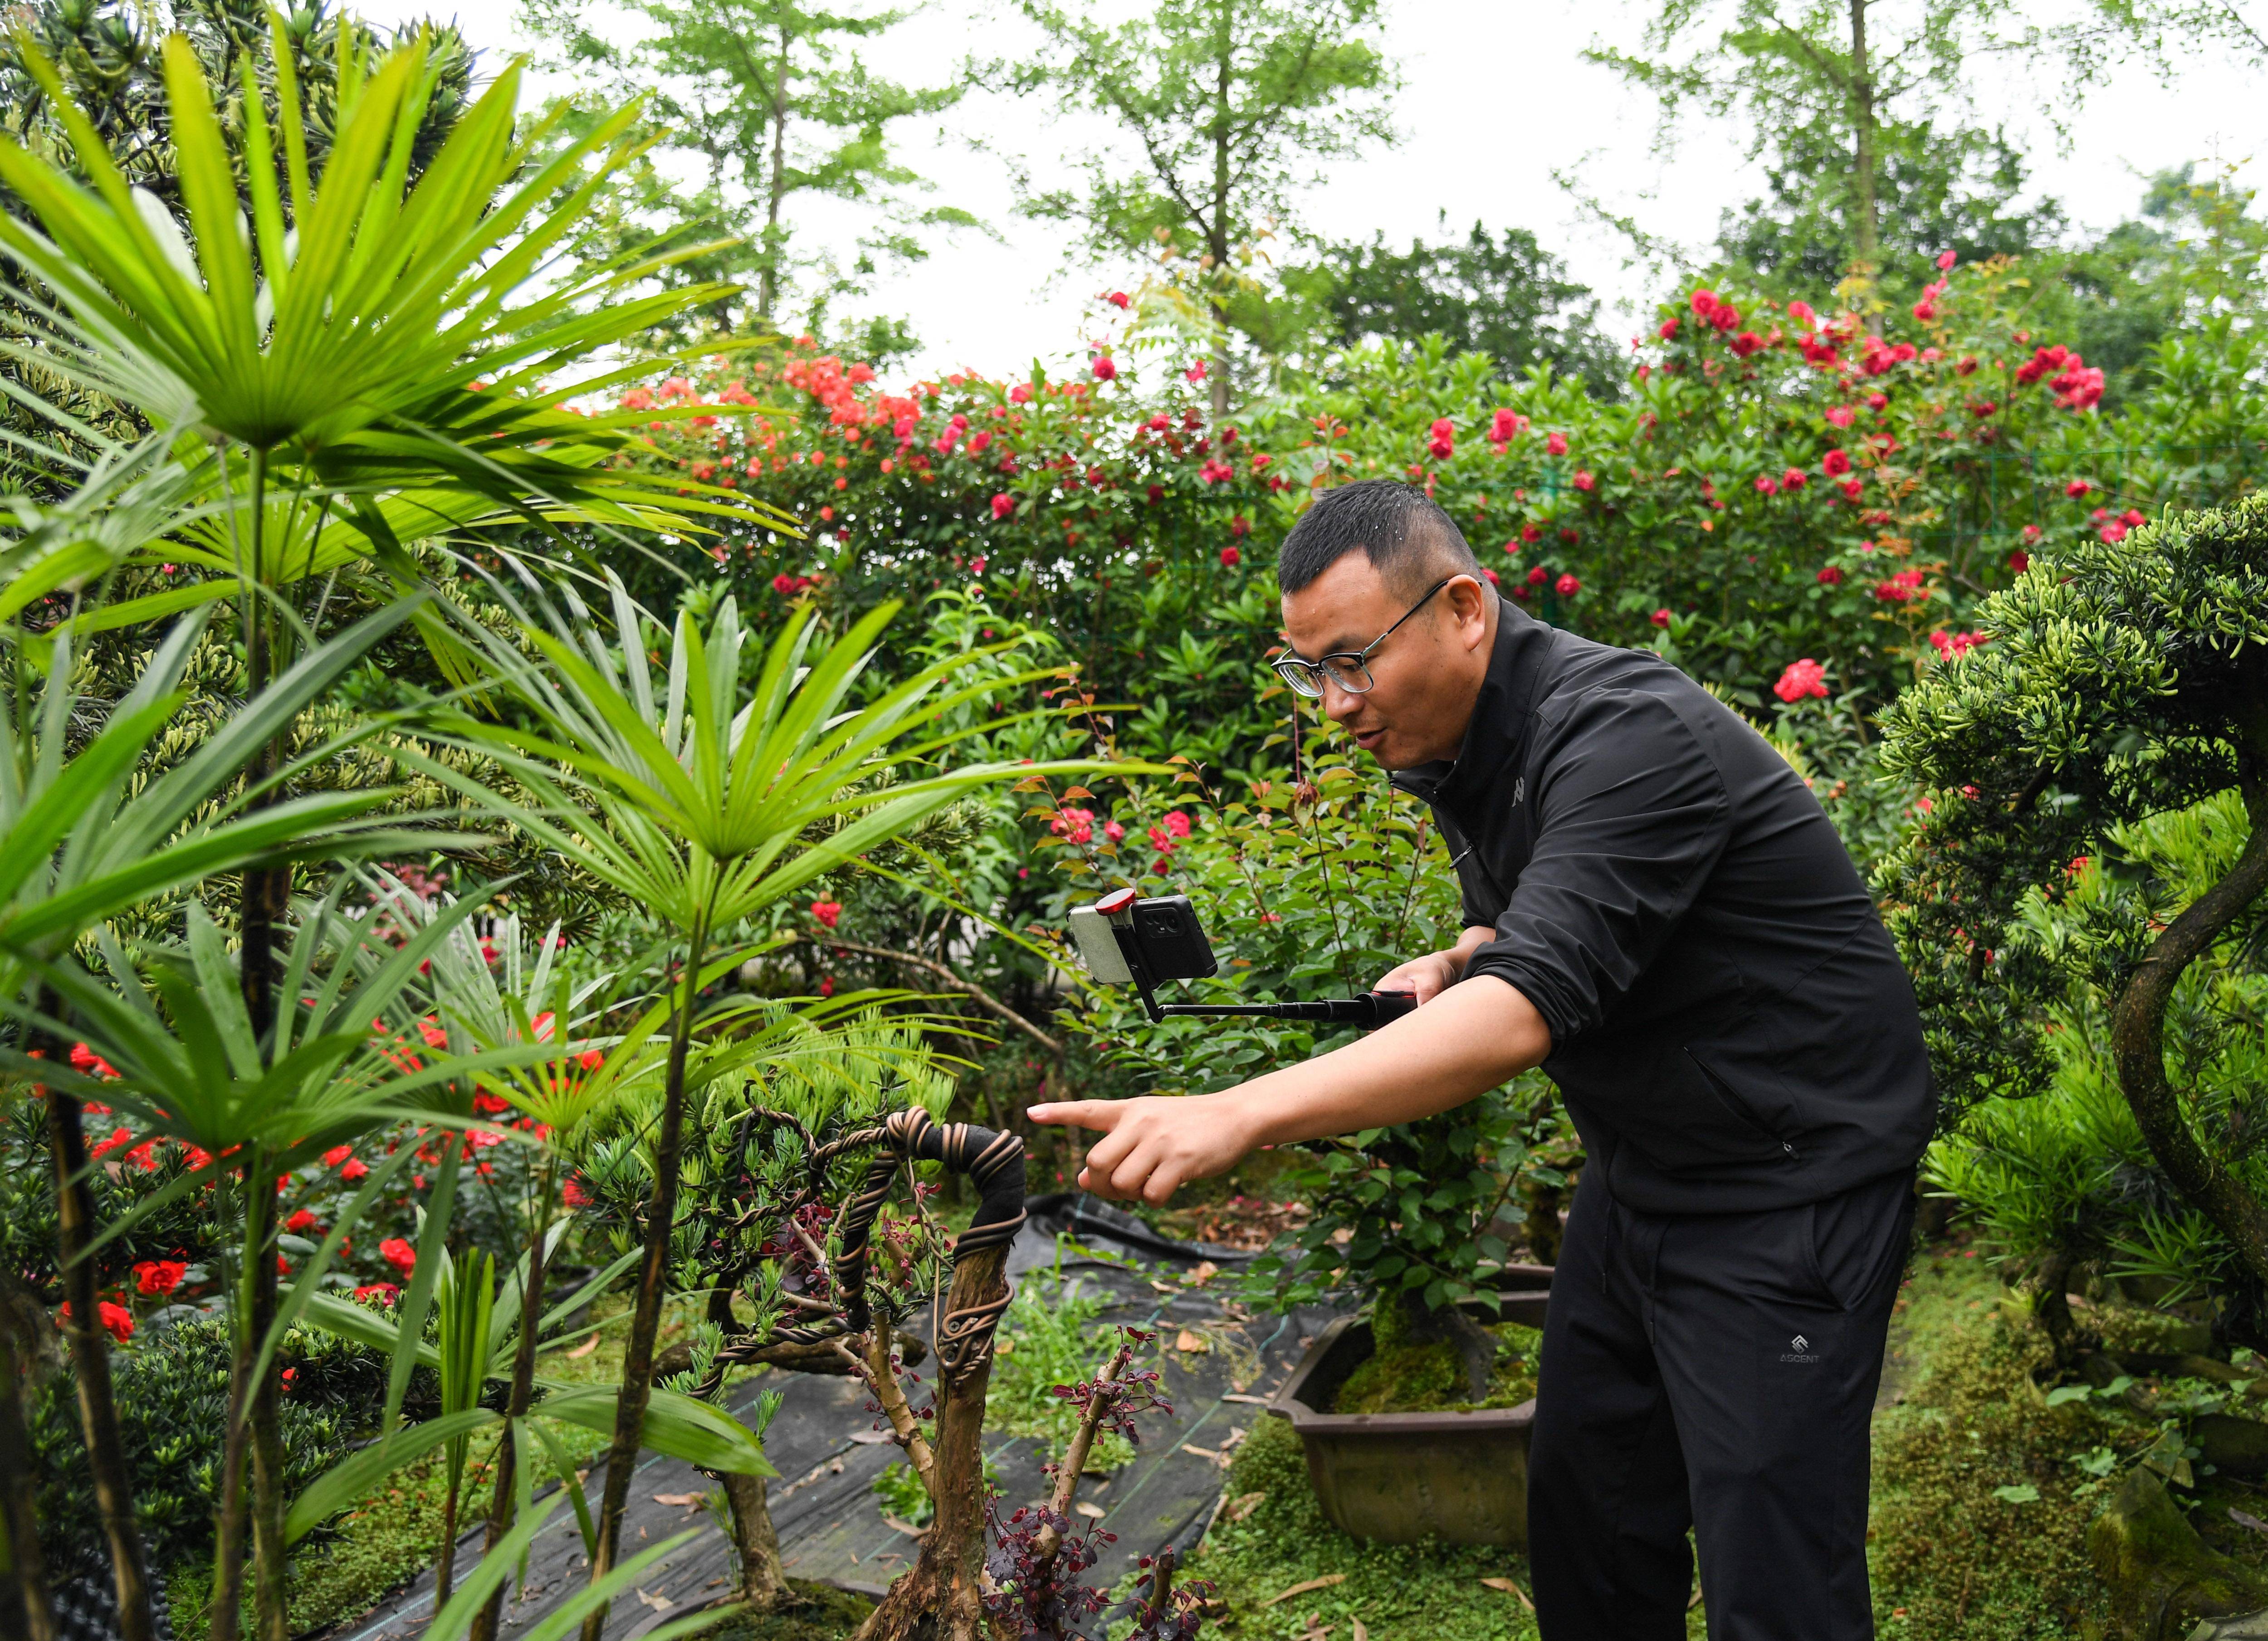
[999,0,1396,416]
[1588,0,2266,288]
[520,0,974,331]
[1271,215,1623,396]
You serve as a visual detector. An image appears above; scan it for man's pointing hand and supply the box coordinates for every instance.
[1025,1094,1261,1205]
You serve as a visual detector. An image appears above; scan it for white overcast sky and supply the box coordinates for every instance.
[368,0,2265,384]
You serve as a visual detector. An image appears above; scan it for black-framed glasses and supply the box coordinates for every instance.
[1271,576,1455,698]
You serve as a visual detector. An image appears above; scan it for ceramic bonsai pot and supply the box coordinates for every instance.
[1266,1265,1551,1548]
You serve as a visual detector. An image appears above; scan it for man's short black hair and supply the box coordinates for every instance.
[1276,479,1483,598]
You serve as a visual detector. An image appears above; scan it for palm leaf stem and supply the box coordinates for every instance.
[469,1150,557,1641]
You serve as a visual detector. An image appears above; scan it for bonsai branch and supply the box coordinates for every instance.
[1031,1345,1129,1566]
[784,934,1063,1060]
[2112,761,2268,1302]
[847,1333,937,1494]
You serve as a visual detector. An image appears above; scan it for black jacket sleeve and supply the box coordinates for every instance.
[1461,688,1730,1045]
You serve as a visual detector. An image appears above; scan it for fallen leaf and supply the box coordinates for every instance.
[1227,1491,1267,1522]
[848,1430,895,1444]
[652,1493,705,1508]
[1074,1501,1107,1519]
[1150,1280,1178,1294]
[2234,1508,2268,1537]
[564,1335,600,1360]
[1181,1446,1220,1461]
[635,1589,673,1613]
[883,1515,929,1537]
[1263,1575,1346,1607]
[1175,1329,1209,1353]
[1479,1578,1534,1612]
[1221,1393,1271,1406]
[1189,1260,1220,1286]
[1352,1620,1368,1641]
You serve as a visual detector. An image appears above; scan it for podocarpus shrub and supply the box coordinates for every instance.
[1877,493,2268,1343]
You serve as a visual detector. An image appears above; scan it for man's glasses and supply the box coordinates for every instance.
[1271,576,1455,698]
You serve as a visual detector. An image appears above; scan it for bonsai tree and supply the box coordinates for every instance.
[1878,492,2268,1345]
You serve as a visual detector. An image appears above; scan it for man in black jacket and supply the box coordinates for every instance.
[1030,479,1935,1639]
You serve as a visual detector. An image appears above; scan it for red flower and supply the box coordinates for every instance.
[1051,807,1095,844]
[1428,418,1455,460]
[1488,407,1527,444]
[98,1301,134,1343]
[379,1238,416,1278]
[1782,467,1808,490]
[1010,382,1033,404]
[1817,566,1844,585]
[818,977,836,998]
[1730,331,1764,357]
[1150,858,1170,876]
[1650,608,1672,628]
[1572,469,1595,493]
[1545,431,1568,457]
[1481,567,1500,585]
[1090,355,1116,381]
[323,1144,354,1169]
[2008,549,2030,572]
[1754,474,1778,495]
[2065,479,2092,498]
[811,900,843,930]
[354,1283,400,1306]
[1554,573,1580,597]
[2121,508,2146,527]
[1821,449,1852,477]
[1104,820,1125,842]
[341,1158,368,1182]
[284,1210,319,1235]
[1230,514,1251,537]
[1103,291,1130,309]
[1825,405,1855,430]
[1526,564,1549,586]
[1773,659,1828,703]
[1937,249,1958,270]
[1161,811,1191,839]
[1838,478,1864,502]
[1220,546,1241,567]
[1929,630,1989,660]
[133,1260,186,1298]
[1873,568,1926,603]
[1520,523,1542,544]
[1866,391,1889,410]
[990,493,1014,520]
[2100,520,2128,543]
[1969,400,1997,418]
[577,1049,605,1071]
[562,1178,592,1209]
[1785,300,1816,327]
[1657,318,1679,340]
[90,1126,134,1162]
[1955,355,1978,376]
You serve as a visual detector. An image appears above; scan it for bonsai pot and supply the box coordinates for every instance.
[1267,1265,1551,1548]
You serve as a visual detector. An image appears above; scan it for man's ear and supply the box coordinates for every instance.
[1444,573,1492,650]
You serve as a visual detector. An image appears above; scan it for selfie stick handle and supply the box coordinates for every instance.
[1155,991,1418,1028]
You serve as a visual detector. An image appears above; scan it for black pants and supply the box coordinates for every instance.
[1526,1167,1916,1641]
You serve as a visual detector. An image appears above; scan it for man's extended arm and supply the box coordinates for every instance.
[1026,971,1551,1204]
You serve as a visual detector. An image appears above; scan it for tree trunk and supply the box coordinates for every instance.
[0,1276,57,1641]
[718,1472,785,1608]
[580,910,711,1641]
[2112,743,2268,1297]
[247,1185,289,1641]
[44,1082,155,1641]
[1846,0,1880,274]
[850,1241,1010,1641]
[761,27,789,321]
[1207,35,1232,422]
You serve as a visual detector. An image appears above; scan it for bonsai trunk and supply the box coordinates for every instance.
[1392,1291,1498,1403]
[2111,761,2268,1301]
[850,1240,1011,1641]
[1521,1177,1564,1267]
[0,1275,56,1641]
[44,1078,155,1641]
[717,1472,785,1607]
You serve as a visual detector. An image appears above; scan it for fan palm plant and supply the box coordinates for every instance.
[427,573,1106,1634]
[0,598,442,1641]
[0,31,794,1641]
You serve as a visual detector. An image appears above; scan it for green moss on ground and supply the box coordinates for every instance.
[1331,1323,1542,1415]
[680,1579,873,1641]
